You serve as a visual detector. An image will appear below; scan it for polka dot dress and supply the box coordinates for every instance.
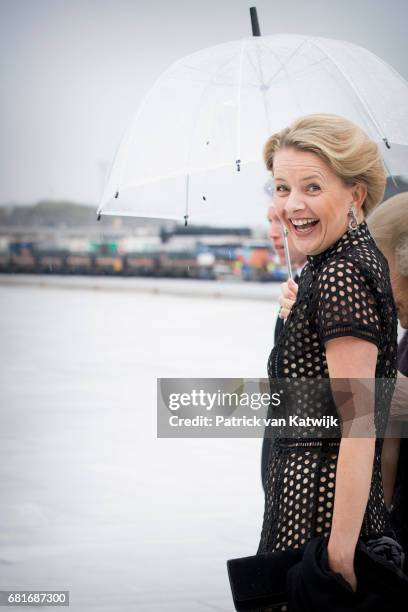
[254,221,398,612]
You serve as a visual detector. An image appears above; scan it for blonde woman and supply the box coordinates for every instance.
[276,191,408,513]
[257,114,400,611]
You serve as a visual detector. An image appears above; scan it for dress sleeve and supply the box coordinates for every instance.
[316,257,381,348]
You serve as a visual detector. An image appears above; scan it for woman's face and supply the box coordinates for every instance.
[388,253,408,329]
[272,147,363,256]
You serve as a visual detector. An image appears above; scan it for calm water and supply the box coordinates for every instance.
[0,282,278,611]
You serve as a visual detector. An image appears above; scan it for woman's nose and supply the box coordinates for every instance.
[284,191,306,215]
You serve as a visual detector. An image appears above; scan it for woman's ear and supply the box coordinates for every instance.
[351,183,367,211]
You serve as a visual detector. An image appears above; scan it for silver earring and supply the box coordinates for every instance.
[348,205,358,231]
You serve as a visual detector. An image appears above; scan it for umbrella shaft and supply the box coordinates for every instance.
[281,224,293,280]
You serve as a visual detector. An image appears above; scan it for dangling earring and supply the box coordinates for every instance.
[348,205,358,231]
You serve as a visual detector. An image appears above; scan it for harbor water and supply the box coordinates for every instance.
[0,277,280,611]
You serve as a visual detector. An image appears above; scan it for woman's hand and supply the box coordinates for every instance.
[327,542,357,592]
[278,278,298,319]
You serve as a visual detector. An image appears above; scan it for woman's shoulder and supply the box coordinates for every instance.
[351,235,391,279]
[317,239,391,297]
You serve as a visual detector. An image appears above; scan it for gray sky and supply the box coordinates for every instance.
[1,0,407,206]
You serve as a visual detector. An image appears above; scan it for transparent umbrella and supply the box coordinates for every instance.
[98,33,408,236]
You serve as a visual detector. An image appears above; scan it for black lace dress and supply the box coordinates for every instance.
[256,221,398,611]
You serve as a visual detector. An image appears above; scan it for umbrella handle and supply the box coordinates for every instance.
[281,223,293,280]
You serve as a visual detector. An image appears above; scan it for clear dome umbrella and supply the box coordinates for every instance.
[97,30,408,274]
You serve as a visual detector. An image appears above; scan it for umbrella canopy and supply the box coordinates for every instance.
[98,34,408,228]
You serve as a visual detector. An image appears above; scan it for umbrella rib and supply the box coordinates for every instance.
[237,53,339,91]
[369,51,408,91]
[245,48,262,83]
[262,44,307,118]
[180,48,242,84]
[102,51,240,216]
[248,38,306,89]
[252,40,296,279]
[103,159,261,193]
[308,38,391,147]
[264,38,308,89]
[183,45,248,223]
[235,38,247,169]
[265,56,331,89]
[113,77,171,198]
[252,39,272,133]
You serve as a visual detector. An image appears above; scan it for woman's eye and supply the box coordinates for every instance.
[276,185,289,193]
[306,183,321,193]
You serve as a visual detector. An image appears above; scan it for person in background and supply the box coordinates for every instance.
[266,204,307,341]
[366,192,408,566]
[261,205,306,491]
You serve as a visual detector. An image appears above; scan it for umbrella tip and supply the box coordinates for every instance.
[250,7,261,37]
[184,214,189,226]
[97,212,101,221]
[115,191,119,198]
[236,159,241,172]
[383,137,391,150]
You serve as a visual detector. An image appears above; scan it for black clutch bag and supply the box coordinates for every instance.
[226,547,303,611]
[227,533,406,612]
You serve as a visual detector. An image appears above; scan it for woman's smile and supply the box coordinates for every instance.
[289,217,320,237]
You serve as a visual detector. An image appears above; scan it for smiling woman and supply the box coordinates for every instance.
[264,113,386,259]
[251,114,405,612]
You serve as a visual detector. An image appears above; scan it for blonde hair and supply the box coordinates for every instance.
[367,192,408,277]
[264,113,386,216]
